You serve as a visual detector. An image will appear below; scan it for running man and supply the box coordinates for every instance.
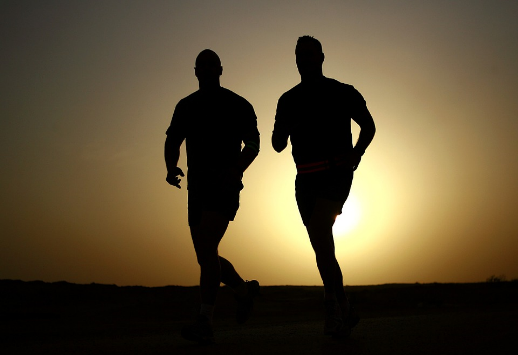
[165,49,260,344]
[272,36,376,338]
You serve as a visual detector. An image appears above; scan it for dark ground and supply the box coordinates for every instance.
[1,280,517,354]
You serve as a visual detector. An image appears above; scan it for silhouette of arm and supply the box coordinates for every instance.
[164,133,182,173]
[272,130,289,152]
[164,99,187,188]
[350,107,376,168]
[237,136,260,172]
[235,101,260,173]
[164,133,185,188]
[219,139,258,189]
[272,96,290,153]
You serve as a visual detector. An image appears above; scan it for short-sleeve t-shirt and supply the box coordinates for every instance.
[273,77,366,166]
[166,87,259,189]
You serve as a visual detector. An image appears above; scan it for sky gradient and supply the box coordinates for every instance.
[1,0,517,286]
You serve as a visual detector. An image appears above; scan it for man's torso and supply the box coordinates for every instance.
[275,77,366,165]
[167,87,258,189]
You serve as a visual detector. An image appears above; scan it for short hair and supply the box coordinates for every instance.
[296,36,323,53]
[195,49,221,67]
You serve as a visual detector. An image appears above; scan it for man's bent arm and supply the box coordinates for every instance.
[237,136,260,172]
[352,108,376,155]
[272,97,289,153]
[272,130,289,153]
[164,133,185,180]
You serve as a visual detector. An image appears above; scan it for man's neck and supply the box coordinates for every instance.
[198,80,221,91]
[300,73,324,84]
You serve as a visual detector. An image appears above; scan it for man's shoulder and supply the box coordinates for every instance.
[279,83,303,102]
[220,87,252,105]
[217,88,256,116]
[177,90,201,107]
[279,78,356,97]
[324,78,365,102]
[324,77,355,91]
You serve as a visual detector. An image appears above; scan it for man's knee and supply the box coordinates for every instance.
[192,238,218,264]
[307,233,333,256]
[306,218,334,245]
[195,250,219,268]
[307,220,331,237]
[306,216,336,256]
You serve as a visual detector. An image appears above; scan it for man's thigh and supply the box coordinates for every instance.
[190,210,230,252]
[188,188,239,227]
[295,168,353,226]
[307,197,344,232]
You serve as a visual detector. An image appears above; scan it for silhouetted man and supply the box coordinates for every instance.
[165,49,260,344]
[272,36,376,338]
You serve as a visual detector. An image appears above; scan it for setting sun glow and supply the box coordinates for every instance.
[333,194,361,237]
[1,1,518,287]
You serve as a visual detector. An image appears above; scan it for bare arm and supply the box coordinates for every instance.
[164,134,185,188]
[221,139,260,186]
[272,129,289,153]
[350,107,376,169]
[272,95,290,153]
[352,107,376,154]
[237,138,260,172]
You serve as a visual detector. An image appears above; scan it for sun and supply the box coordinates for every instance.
[333,193,361,237]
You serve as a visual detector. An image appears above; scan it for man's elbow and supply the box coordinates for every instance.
[370,122,376,138]
[362,117,376,138]
[271,134,287,153]
[272,140,286,153]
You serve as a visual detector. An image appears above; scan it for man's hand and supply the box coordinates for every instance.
[166,167,185,189]
[349,149,363,171]
[218,167,243,190]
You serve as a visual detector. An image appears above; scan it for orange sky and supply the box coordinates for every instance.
[1,0,517,286]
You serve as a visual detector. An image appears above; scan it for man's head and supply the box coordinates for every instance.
[295,36,324,79]
[195,49,222,87]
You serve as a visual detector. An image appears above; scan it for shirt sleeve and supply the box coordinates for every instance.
[166,99,187,142]
[348,85,368,116]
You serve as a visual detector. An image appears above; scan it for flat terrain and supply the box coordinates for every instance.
[1,280,516,354]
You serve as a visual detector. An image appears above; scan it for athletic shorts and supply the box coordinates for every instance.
[187,184,241,226]
[295,165,353,226]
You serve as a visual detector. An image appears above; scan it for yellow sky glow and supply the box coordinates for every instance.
[1,1,518,287]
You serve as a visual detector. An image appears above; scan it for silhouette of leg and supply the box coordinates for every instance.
[219,256,244,289]
[190,210,229,306]
[307,198,354,334]
[220,255,260,324]
[306,198,344,296]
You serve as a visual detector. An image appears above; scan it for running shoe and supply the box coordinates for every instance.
[344,305,360,329]
[324,299,343,335]
[181,315,214,345]
[236,280,260,324]
[332,304,360,339]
